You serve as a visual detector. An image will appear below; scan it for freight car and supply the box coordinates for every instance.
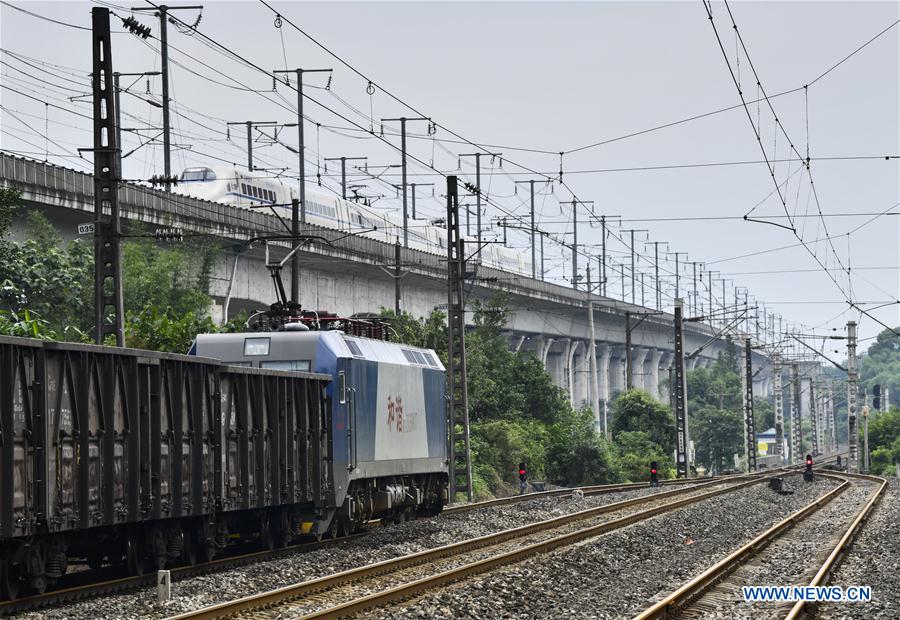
[190,327,449,535]
[0,335,336,600]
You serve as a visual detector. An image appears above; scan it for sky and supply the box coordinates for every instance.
[1,0,898,347]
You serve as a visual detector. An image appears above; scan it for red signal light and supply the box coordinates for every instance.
[519,469,526,476]
[651,468,657,474]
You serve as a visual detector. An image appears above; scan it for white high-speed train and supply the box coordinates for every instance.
[176,165,530,275]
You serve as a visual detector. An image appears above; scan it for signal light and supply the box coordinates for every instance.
[650,461,659,487]
[518,462,527,495]
[804,454,814,482]
[873,384,881,411]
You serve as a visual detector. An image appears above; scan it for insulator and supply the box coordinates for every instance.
[366,81,376,95]
[325,75,332,91]
[274,14,282,28]
[146,79,151,94]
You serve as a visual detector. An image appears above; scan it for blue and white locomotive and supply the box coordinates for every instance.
[191,328,448,537]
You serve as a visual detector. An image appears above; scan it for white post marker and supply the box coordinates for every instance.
[158,569,171,603]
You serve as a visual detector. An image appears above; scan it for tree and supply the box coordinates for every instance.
[859,326,900,403]
[611,389,676,451]
[691,405,744,472]
[379,309,447,356]
[613,431,675,481]
[0,210,219,348]
[546,408,620,486]
[0,187,19,237]
[0,211,94,335]
[122,234,215,318]
[386,294,621,495]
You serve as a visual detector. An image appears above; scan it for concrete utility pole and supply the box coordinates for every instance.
[324,156,367,199]
[112,70,161,176]
[743,338,756,472]
[622,229,647,303]
[847,321,859,472]
[226,120,277,171]
[394,240,402,314]
[600,216,608,296]
[132,4,202,192]
[773,355,784,461]
[625,312,633,390]
[691,262,701,317]
[586,266,600,430]
[409,182,434,220]
[514,179,544,280]
[810,378,819,456]
[863,401,870,472]
[669,251,687,302]
[720,278,731,329]
[673,298,690,478]
[457,151,500,258]
[275,67,332,304]
[790,363,802,463]
[829,380,837,453]
[646,241,668,310]
[567,199,594,290]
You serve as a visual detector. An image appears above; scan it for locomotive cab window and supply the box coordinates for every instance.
[261,360,311,372]
[243,337,270,356]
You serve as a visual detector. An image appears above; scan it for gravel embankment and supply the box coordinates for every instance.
[375,476,839,620]
[683,477,878,619]
[23,482,700,619]
[819,477,900,620]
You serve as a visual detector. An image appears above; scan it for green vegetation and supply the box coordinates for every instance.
[383,298,684,499]
[0,191,223,351]
[858,327,900,476]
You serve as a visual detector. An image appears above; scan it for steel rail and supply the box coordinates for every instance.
[171,472,781,619]
[631,471,883,620]
[0,533,366,615]
[442,477,708,514]
[783,472,888,620]
[0,477,737,614]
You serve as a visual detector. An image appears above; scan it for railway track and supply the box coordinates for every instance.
[632,471,887,620]
[168,470,784,620]
[0,534,367,616]
[0,476,719,616]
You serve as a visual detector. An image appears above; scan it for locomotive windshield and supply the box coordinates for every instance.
[181,167,217,182]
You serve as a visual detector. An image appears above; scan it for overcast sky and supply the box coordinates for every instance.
[1,1,898,346]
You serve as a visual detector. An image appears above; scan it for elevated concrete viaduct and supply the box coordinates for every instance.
[2,153,774,419]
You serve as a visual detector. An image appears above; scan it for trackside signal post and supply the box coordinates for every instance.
[673,298,689,478]
[847,321,859,473]
[446,176,473,502]
[91,8,124,346]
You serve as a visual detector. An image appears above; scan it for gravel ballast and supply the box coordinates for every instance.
[680,477,879,619]
[21,481,701,619]
[375,476,840,620]
[819,477,900,620]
